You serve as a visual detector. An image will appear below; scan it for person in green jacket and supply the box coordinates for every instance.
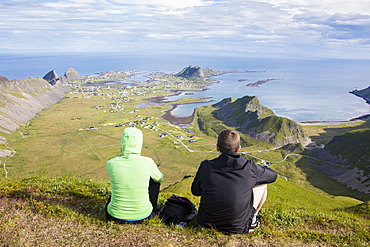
[105,127,164,223]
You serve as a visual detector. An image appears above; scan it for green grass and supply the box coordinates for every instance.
[301,121,370,145]
[0,176,368,246]
[197,96,310,147]
[2,90,216,186]
[325,128,370,172]
[1,77,369,246]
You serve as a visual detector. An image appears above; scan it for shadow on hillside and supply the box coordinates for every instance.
[294,157,370,202]
[8,188,109,222]
[341,201,370,219]
[309,120,370,144]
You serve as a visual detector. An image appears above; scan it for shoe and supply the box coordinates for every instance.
[248,216,261,232]
[176,221,187,228]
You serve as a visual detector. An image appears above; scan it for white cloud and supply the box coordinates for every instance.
[147,33,184,39]
[257,0,370,15]
[108,0,212,9]
[0,0,369,57]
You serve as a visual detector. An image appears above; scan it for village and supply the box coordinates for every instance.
[70,70,200,147]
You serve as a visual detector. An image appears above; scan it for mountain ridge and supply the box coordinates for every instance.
[0,69,76,157]
[197,95,312,147]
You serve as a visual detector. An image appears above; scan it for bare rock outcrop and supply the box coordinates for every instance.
[310,158,370,194]
[43,70,59,85]
[335,168,370,194]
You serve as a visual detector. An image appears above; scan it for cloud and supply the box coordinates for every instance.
[258,0,370,15]
[108,0,212,9]
[0,0,369,58]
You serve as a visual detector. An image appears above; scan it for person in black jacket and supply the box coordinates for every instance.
[191,129,277,234]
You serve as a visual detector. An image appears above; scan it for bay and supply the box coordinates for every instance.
[0,52,369,122]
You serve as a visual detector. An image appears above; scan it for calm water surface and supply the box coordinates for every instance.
[1,52,369,122]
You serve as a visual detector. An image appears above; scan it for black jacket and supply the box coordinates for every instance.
[191,151,277,234]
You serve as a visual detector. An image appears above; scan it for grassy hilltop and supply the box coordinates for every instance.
[1,176,368,246]
[0,69,369,246]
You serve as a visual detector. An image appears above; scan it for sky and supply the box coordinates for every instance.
[1,0,370,58]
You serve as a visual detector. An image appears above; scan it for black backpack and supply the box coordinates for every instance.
[159,195,198,225]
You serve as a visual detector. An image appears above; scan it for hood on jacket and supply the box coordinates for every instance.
[214,151,247,171]
[121,128,143,157]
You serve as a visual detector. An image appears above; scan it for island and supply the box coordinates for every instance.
[246,78,283,87]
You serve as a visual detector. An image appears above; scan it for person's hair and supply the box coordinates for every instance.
[217,129,240,153]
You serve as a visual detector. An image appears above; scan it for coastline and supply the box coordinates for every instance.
[141,75,370,127]
[161,105,196,127]
[350,89,370,105]
[299,114,370,125]
[143,90,370,127]
[142,90,198,126]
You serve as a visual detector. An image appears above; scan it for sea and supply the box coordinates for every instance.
[1,52,370,122]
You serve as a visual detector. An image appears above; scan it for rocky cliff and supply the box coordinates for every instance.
[43,70,59,85]
[197,95,312,147]
[0,70,73,157]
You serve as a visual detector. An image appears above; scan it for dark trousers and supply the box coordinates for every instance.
[105,178,160,224]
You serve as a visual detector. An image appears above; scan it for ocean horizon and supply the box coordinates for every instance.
[1,52,369,123]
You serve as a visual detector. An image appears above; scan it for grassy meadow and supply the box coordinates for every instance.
[4,88,217,185]
[1,176,368,246]
[1,79,369,246]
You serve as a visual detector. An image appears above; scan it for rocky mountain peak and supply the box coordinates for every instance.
[64,68,84,80]
[43,70,60,85]
[175,65,205,78]
[175,65,215,79]
[43,70,59,81]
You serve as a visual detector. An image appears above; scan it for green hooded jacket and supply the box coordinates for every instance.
[106,128,163,220]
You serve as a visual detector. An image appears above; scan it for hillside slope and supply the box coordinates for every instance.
[0,176,368,246]
[197,95,311,147]
[0,73,72,158]
[0,76,70,134]
[312,127,370,194]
